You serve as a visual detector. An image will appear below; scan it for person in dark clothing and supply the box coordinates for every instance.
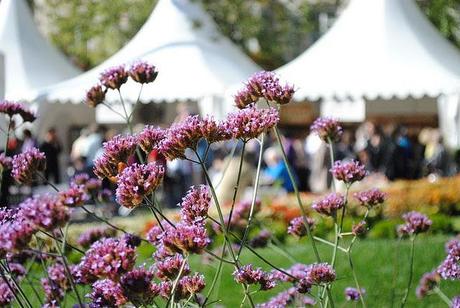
[39,128,62,184]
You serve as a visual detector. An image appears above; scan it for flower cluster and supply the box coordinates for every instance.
[437,239,460,280]
[162,223,211,255]
[225,104,279,141]
[179,185,211,224]
[129,62,159,84]
[397,211,432,237]
[330,160,367,184]
[0,209,36,257]
[158,274,206,301]
[0,278,15,306]
[120,267,160,306]
[354,188,386,208]
[85,84,106,108]
[93,134,137,181]
[58,184,89,207]
[345,287,365,301]
[19,194,69,231]
[41,263,71,303]
[116,162,165,208]
[258,287,315,308]
[155,254,190,280]
[89,279,128,307]
[0,100,36,122]
[312,193,345,217]
[137,125,165,153]
[11,147,46,184]
[310,117,343,142]
[233,264,276,290]
[75,237,136,282]
[416,271,440,298]
[234,71,295,108]
[287,216,315,238]
[100,65,129,90]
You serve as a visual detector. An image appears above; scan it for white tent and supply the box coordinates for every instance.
[277,0,460,147]
[33,0,260,120]
[0,0,81,100]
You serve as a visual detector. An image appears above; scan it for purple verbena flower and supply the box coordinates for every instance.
[307,263,336,285]
[352,221,368,236]
[0,209,36,256]
[58,184,89,207]
[416,271,440,298]
[19,194,69,231]
[137,125,165,153]
[129,61,158,84]
[345,287,365,301]
[312,193,345,217]
[199,116,232,144]
[451,296,460,308]
[233,264,275,290]
[257,287,315,308]
[287,216,315,238]
[76,237,136,281]
[438,239,460,280]
[310,117,343,142]
[85,84,106,107]
[179,185,211,225]
[162,223,210,255]
[41,263,71,303]
[330,160,367,184]
[100,65,128,90]
[155,254,190,280]
[0,278,15,306]
[11,147,46,184]
[397,211,432,237]
[116,162,165,208]
[120,267,160,306]
[225,104,279,141]
[0,100,36,122]
[88,279,127,307]
[354,188,386,208]
[180,273,206,295]
[249,229,272,248]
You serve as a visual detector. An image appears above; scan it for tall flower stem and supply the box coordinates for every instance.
[0,262,31,308]
[401,236,416,307]
[327,137,336,191]
[433,287,452,306]
[237,133,264,259]
[272,125,322,263]
[0,263,26,308]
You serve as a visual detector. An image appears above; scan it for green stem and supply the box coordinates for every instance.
[0,263,26,308]
[401,236,416,307]
[347,250,367,308]
[0,262,31,308]
[433,287,452,306]
[390,237,402,307]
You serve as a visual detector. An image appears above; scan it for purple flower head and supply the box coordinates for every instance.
[0,100,36,122]
[416,271,440,298]
[71,173,90,185]
[225,105,279,141]
[120,267,160,306]
[42,263,71,303]
[76,237,136,281]
[287,216,315,238]
[437,239,460,280]
[58,184,89,207]
[452,296,460,308]
[310,117,343,142]
[85,84,106,107]
[8,263,26,279]
[397,211,432,237]
[345,287,365,301]
[146,223,170,246]
[312,193,345,217]
[233,264,276,290]
[100,65,128,90]
[155,254,190,280]
[330,160,367,184]
[352,221,368,236]
[235,71,295,108]
[129,61,158,84]
[0,153,12,171]
[258,287,315,308]
[307,263,336,285]
[19,194,69,231]
[180,273,206,295]
[199,116,232,144]
[116,162,165,208]
[0,278,15,306]
[88,279,127,308]
[296,277,312,294]
[137,125,165,153]
[354,188,386,208]
[162,223,210,255]
[11,147,46,184]
[122,233,142,248]
[249,229,272,248]
[0,209,36,256]
[77,227,116,248]
[180,185,211,225]
[158,115,202,160]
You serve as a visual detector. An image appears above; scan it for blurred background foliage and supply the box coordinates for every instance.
[31,0,460,70]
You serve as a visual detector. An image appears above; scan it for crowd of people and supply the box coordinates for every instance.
[2,115,459,208]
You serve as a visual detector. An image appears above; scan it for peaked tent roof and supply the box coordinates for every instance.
[277,0,460,101]
[33,0,260,103]
[0,0,81,100]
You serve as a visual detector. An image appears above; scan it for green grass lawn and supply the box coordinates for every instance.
[20,235,458,307]
[178,235,457,307]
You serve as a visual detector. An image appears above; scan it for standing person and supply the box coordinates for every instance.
[39,128,62,184]
[21,129,37,152]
